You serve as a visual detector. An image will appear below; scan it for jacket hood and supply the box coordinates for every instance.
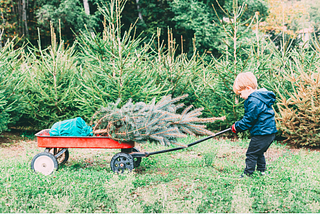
[249,88,276,107]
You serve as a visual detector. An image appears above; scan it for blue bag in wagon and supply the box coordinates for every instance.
[49,117,93,137]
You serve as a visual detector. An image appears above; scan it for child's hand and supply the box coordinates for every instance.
[231,124,237,133]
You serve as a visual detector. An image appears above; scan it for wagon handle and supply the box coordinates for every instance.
[136,127,231,157]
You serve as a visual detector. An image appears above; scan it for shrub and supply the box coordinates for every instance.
[276,51,320,147]
[0,92,10,133]
[21,35,80,129]
[76,2,169,120]
[0,39,25,133]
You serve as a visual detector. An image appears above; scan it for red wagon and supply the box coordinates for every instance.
[31,128,231,175]
[31,129,142,175]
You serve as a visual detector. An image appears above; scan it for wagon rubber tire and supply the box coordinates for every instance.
[46,148,69,165]
[110,153,134,173]
[31,152,58,175]
[132,147,142,168]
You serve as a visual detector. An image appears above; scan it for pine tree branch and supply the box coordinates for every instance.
[92,94,225,145]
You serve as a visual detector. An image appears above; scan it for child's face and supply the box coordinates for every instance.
[238,86,256,100]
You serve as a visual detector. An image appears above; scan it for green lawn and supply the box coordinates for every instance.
[0,134,320,213]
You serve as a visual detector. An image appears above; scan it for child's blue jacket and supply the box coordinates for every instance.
[235,88,277,136]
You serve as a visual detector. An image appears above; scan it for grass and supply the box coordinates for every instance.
[0,134,320,213]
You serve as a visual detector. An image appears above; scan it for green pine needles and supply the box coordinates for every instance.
[90,94,225,146]
[0,38,25,133]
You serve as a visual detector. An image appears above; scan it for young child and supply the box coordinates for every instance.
[231,72,277,177]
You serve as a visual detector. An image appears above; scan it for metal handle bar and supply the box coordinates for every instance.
[134,127,231,157]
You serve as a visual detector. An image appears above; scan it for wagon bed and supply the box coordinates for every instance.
[36,129,135,149]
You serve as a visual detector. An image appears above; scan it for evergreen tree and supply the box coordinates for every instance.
[91,94,225,145]
[21,28,81,129]
[275,50,320,147]
[0,93,10,133]
[35,0,100,47]
[168,0,268,57]
[0,39,25,133]
[76,0,169,120]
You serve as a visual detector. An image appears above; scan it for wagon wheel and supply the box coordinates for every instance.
[46,148,69,165]
[31,152,58,175]
[110,153,134,173]
[132,147,142,168]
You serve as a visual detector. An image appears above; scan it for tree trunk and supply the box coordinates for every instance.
[136,0,143,21]
[83,0,90,15]
[0,12,4,48]
[22,0,28,37]
[83,0,94,37]
[18,0,23,36]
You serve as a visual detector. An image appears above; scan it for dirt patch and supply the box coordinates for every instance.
[0,129,39,159]
[0,129,35,145]
[0,131,23,144]
[216,146,246,159]
[170,151,201,159]
[265,148,287,162]
[0,140,38,159]
[264,147,306,162]
[213,145,304,163]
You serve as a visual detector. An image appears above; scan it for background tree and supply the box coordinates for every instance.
[259,0,311,49]
[308,0,320,34]
[20,28,81,129]
[0,0,30,46]
[0,39,25,133]
[0,0,269,53]
[168,0,268,57]
[106,0,269,57]
[34,0,100,47]
[76,0,169,120]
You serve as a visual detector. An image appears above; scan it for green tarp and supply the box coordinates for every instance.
[49,117,93,136]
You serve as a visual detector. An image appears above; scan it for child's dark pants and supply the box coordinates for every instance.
[244,133,276,175]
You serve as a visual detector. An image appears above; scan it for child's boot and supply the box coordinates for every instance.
[259,171,268,176]
[240,173,251,178]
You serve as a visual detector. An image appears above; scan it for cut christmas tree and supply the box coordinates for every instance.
[90,94,225,146]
